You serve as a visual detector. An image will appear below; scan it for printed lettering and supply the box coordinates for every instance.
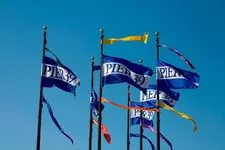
[55,67,63,80]
[157,66,183,79]
[131,109,154,120]
[42,65,52,76]
[103,62,148,86]
[140,89,177,106]
[105,64,113,74]
[42,63,78,86]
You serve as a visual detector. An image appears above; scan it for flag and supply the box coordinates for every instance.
[159,101,198,132]
[157,44,195,69]
[103,32,149,44]
[42,55,80,96]
[129,100,197,131]
[140,84,180,107]
[42,96,73,144]
[130,133,155,150]
[130,101,154,127]
[101,97,159,112]
[141,122,173,150]
[157,60,200,89]
[90,89,105,116]
[94,65,100,71]
[102,54,153,93]
[92,119,112,144]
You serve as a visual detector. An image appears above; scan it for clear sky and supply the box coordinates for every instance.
[0,0,225,150]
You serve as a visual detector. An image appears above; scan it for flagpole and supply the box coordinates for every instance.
[155,32,160,150]
[139,59,143,150]
[127,85,130,150]
[36,26,47,150]
[89,57,95,150]
[97,29,104,150]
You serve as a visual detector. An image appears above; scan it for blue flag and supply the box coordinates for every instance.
[102,54,153,93]
[42,96,73,144]
[42,55,80,96]
[90,89,105,116]
[140,84,180,107]
[130,133,155,150]
[157,60,200,89]
[130,101,154,127]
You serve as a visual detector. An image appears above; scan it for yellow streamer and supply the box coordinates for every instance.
[103,32,149,44]
[101,98,159,112]
[159,101,198,132]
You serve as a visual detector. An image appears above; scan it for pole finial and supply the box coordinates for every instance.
[100,29,104,33]
[91,56,94,61]
[139,59,143,64]
[43,26,48,31]
[155,32,159,37]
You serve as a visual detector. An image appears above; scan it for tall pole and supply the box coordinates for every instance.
[127,85,130,150]
[36,25,47,150]
[155,32,160,150]
[89,57,95,150]
[97,29,104,150]
[139,59,143,150]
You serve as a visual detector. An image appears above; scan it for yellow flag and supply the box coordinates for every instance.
[159,101,198,132]
[102,32,149,44]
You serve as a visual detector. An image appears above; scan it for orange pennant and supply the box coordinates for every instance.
[101,98,159,112]
[92,119,112,144]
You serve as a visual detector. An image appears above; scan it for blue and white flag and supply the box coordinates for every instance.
[140,84,180,108]
[102,54,153,93]
[42,55,80,96]
[157,60,200,89]
[90,89,105,116]
[130,101,154,127]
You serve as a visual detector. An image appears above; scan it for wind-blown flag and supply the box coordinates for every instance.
[140,84,180,107]
[130,133,155,150]
[90,89,104,116]
[159,101,198,132]
[42,96,73,144]
[103,32,149,44]
[92,119,112,144]
[137,99,198,131]
[102,54,153,93]
[42,54,80,96]
[141,122,173,150]
[130,101,154,126]
[157,44,195,70]
[94,65,100,71]
[157,60,200,89]
[101,97,159,112]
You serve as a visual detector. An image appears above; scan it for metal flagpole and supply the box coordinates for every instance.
[155,32,160,150]
[139,59,143,150]
[127,85,131,150]
[36,25,47,150]
[97,29,104,150]
[89,57,95,150]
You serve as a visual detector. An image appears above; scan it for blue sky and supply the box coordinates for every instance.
[0,0,225,150]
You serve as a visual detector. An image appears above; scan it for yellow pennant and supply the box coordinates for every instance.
[102,32,149,44]
[159,101,198,132]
